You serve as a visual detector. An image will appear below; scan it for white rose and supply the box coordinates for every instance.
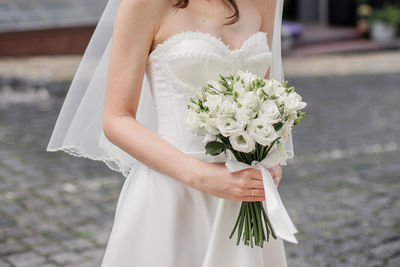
[217,99,236,118]
[258,100,280,123]
[204,117,220,135]
[197,112,209,122]
[248,118,278,146]
[238,92,261,112]
[255,87,264,98]
[233,82,246,97]
[185,111,200,133]
[197,112,219,135]
[283,92,307,112]
[277,120,294,141]
[263,79,285,97]
[229,131,256,153]
[238,70,257,88]
[205,94,223,115]
[217,118,242,137]
[235,108,251,128]
[202,133,217,144]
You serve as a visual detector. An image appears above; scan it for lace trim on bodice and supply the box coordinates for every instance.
[146,30,272,94]
[148,30,270,61]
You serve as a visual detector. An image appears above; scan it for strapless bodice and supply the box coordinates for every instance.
[145,30,272,159]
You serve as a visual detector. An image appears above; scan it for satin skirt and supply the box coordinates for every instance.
[100,162,287,267]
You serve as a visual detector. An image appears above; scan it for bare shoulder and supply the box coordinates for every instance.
[252,0,277,16]
[111,0,176,52]
[118,0,177,42]
[120,0,170,9]
[119,0,171,19]
[117,0,174,28]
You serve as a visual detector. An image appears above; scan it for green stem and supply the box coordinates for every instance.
[245,152,252,164]
[254,201,264,247]
[265,214,277,240]
[245,203,253,248]
[242,203,248,244]
[249,202,259,246]
[256,143,260,161]
[260,203,276,240]
[230,204,243,239]
[232,150,246,164]
[236,204,245,246]
[262,137,281,160]
[257,202,266,241]
[260,145,266,161]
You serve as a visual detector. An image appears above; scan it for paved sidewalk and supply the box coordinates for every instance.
[0,51,399,84]
[0,52,399,266]
[283,50,400,77]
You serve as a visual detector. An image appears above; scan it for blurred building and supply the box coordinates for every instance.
[1,0,399,57]
[0,0,107,56]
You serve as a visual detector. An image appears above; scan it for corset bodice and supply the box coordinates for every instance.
[145,30,272,160]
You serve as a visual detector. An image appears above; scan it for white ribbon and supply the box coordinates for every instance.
[224,148,298,244]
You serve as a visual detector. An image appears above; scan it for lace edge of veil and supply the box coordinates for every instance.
[46,145,136,178]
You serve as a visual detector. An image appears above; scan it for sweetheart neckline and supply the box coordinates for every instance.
[148,30,268,59]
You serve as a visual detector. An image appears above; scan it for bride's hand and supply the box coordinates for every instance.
[191,162,282,202]
[268,164,282,187]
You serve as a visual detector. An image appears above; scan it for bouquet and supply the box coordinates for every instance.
[186,70,306,247]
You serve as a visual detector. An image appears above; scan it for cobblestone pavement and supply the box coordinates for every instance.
[0,53,399,266]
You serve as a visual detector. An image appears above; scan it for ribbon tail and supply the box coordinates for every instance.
[261,166,298,244]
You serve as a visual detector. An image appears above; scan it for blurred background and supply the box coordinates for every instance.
[0,0,399,266]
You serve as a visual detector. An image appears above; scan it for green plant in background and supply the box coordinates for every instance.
[355,0,400,25]
[369,5,400,27]
[365,3,400,42]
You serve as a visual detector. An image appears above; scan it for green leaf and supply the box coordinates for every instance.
[205,141,226,156]
[294,111,307,125]
[273,121,284,131]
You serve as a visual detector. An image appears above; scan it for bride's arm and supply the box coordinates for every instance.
[102,0,266,201]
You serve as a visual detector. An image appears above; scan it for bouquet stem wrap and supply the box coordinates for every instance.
[225,148,298,244]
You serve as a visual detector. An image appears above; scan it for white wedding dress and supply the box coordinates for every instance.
[100,30,287,267]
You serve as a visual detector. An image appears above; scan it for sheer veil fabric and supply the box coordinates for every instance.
[46,0,293,175]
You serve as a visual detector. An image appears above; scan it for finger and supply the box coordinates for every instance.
[248,188,265,197]
[274,165,282,178]
[247,168,262,180]
[234,168,262,181]
[246,179,265,190]
[273,176,281,186]
[232,168,261,180]
[241,196,265,202]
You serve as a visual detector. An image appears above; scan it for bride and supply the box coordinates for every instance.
[47,0,294,266]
